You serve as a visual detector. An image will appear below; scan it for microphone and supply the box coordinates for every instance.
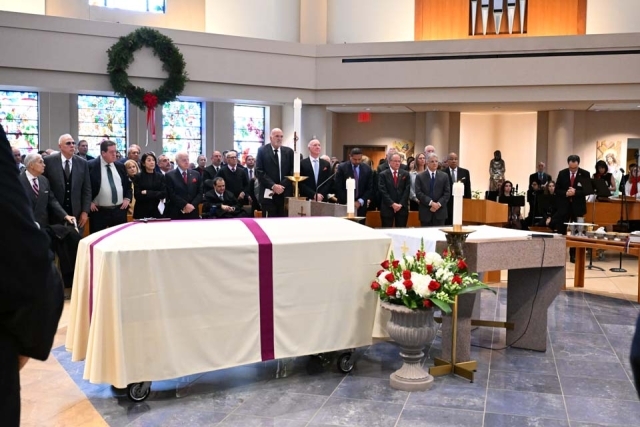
[515,184,519,194]
[313,172,337,202]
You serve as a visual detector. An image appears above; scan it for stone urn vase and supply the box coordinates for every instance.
[381,301,437,391]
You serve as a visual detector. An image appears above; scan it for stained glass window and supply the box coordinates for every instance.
[89,0,166,13]
[78,95,127,158]
[0,91,39,154]
[162,101,203,163]
[234,105,265,165]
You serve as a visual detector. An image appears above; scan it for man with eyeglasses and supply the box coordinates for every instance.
[43,134,92,233]
[76,139,94,161]
[214,150,250,205]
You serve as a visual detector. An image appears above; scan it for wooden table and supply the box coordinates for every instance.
[585,198,640,228]
[565,235,640,303]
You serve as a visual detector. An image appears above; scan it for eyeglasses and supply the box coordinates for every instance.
[64,141,76,146]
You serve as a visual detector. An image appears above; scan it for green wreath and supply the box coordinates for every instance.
[107,27,188,110]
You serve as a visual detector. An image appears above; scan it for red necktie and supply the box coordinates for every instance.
[393,170,398,186]
[32,178,39,196]
[570,172,575,187]
[182,171,187,184]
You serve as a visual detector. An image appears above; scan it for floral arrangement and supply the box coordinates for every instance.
[472,190,482,200]
[370,241,491,313]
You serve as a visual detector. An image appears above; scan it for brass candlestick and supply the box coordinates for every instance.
[440,226,475,259]
[285,173,308,198]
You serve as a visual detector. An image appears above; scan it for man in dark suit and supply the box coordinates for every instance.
[255,128,294,217]
[377,148,409,174]
[20,153,74,228]
[529,162,552,188]
[76,139,94,161]
[116,144,141,166]
[166,151,203,219]
[554,154,590,262]
[300,139,332,201]
[202,150,224,185]
[203,177,248,219]
[632,314,640,398]
[445,152,472,225]
[335,147,374,218]
[88,140,131,233]
[416,153,451,226]
[378,153,410,228]
[43,134,92,233]
[215,150,250,204]
[0,125,63,426]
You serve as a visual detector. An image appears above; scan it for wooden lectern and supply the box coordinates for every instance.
[463,199,508,225]
[288,199,347,217]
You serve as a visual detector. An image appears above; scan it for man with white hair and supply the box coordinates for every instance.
[165,151,202,220]
[377,147,408,174]
[415,152,451,226]
[43,134,92,233]
[300,139,332,201]
[117,144,141,165]
[20,153,74,228]
[255,128,294,217]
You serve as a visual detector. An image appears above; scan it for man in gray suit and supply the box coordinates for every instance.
[416,152,451,226]
[20,153,74,228]
[43,134,92,233]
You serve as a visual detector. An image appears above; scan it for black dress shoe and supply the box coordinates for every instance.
[570,257,575,264]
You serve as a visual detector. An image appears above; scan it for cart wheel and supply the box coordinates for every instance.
[127,381,151,402]
[337,353,354,373]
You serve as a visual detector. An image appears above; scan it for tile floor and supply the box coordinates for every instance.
[19,254,640,427]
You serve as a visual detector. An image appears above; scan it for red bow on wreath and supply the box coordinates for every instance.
[143,93,158,141]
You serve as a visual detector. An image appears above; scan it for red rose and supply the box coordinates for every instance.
[423,299,433,308]
[370,281,380,290]
[403,279,413,290]
[427,264,434,274]
[386,286,397,296]
[442,249,449,257]
[385,273,395,283]
[402,270,411,280]
[381,260,390,269]
[457,259,467,270]
[376,269,385,277]
[392,260,400,268]
[452,275,462,285]
[428,280,441,291]
[416,250,425,260]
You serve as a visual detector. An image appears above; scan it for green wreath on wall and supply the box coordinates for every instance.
[107,27,188,140]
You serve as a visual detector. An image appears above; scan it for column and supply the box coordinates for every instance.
[536,111,549,171]
[212,102,234,153]
[282,103,328,157]
[300,0,327,44]
[128,105,162,158]
[547,110,575,177]
[425,111,450,158]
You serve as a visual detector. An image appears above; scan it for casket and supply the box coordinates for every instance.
[65,217,391,387]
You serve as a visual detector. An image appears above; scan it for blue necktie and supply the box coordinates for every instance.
[430,172,435,198]
[313,159,319,183]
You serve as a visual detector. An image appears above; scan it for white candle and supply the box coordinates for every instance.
[346,178,355,214]
[293,98,302,174]
[452,181,464,227]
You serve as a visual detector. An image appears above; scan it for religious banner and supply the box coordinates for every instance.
[392,140,415,163]
[596,140,624,175]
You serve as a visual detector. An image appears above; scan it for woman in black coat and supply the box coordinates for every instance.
[133,152,167,219]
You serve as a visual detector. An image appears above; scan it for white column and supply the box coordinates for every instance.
[547,110,575,177]
[300,0,327,44]
[205,0,300,42]
[327,0,414,43]
[425,111,450,157]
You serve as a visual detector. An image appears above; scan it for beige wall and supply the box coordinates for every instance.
[587,0,640,34]
[0,0,44,14]
[46,0,206,32]
[333,113,417,160]
[460,113,537,196]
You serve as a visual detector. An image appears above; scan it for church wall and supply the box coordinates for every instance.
[0,0,44,14]
[586,0,640,35]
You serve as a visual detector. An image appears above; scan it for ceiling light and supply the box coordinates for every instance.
[365,108,370,111]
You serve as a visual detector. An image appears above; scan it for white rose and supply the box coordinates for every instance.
[411,273,433,298]
[377,270,392,286]
[399,256,415,269]
[393,281,407,297]
[424,252,443,267]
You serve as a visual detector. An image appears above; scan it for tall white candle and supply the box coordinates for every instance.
[346,178,355,214]
[293,98,302,174]
[452,181,464,227]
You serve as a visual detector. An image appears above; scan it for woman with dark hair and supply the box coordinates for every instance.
[133,152,167,219]
[498,180,523,229]
[543,180,559,230]
[593,159,616,193]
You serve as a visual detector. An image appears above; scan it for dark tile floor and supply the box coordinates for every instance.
[54,289,640,427]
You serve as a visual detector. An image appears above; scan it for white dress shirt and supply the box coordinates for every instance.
[94,156,124,207]
[61,153,73,174]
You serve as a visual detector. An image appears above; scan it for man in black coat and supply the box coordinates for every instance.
[202,150,223,186]
[445,152,472,225]
[88,140,132,233]
[335,147,374,218]
[300,139,332,201]
[554,154,590,262]
[215,150,250,204]
[0,125,63,426]
[203,177,248,219]
[255,128,294,217]
[166,151,203,219]
[631,314,640,398]
[378,153,410,228]
[416,153,451,226]
[43,134,92,233]
[529,162,552,188]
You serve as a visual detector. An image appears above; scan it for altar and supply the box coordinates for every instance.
[377,226,566,353]
[65,217,391,388]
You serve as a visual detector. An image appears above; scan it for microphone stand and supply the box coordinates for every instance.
[611,178,629,273]
[313,172,337,202]
[587,184,604,271]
